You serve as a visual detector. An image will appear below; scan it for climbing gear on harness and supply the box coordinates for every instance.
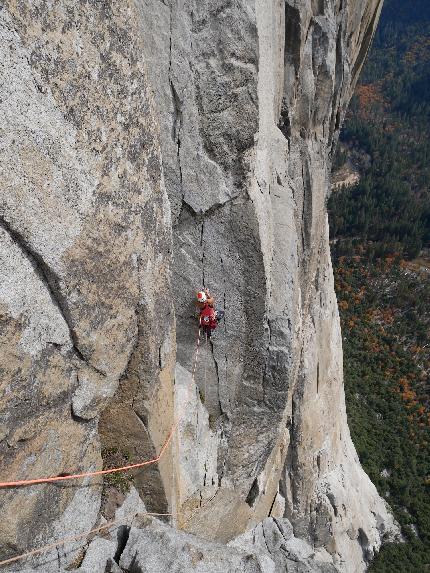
[196,288,224,338]
[199,303,216,340]
[200,305,217,330]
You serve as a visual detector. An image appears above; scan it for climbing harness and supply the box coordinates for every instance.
[199,305,217,340]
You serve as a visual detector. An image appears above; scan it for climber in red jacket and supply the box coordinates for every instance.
[196,288,224,339]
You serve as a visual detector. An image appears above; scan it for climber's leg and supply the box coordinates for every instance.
[215,308,225,322]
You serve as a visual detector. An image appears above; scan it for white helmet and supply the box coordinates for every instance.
[197,290,207,303]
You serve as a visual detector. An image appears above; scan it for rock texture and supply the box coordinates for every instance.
[116,515,338,573]
[0,0,399,572]
[136,0,398,570]
[16,489,337,573]
[64,491,338,573]
[0,1,174,570]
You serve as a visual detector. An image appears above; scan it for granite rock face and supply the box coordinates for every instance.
[137,0,398,570]
[0,0,398,572]
[66,508,338,573]
[39,513,337,573]
[0,1,174,570]
[115,516,339,573]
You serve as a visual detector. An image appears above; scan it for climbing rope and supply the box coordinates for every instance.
[204,331,208,405]
[0,325,203,567]
[192,325,202,383]
[0,327,203,490]
[0,511,172,568]
[0,428,176,488]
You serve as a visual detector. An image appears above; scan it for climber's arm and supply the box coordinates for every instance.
[204,288,215,306]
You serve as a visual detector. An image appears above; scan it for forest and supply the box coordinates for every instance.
[328,0,430,570]
[330,0,430,261]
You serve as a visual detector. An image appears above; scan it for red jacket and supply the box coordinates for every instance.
[199,304,217,329]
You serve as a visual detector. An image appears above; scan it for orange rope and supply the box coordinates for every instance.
[0,327,202,490]
[0,326,203,568]
[0,511,171,568]
[0,424,176,488]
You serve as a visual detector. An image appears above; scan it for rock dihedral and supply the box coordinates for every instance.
[0,0,398,572]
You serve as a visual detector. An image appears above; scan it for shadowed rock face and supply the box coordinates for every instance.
[0,0,398,572]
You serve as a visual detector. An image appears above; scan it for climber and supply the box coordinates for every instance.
[196,288,224,339]
[196,288,214,310]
